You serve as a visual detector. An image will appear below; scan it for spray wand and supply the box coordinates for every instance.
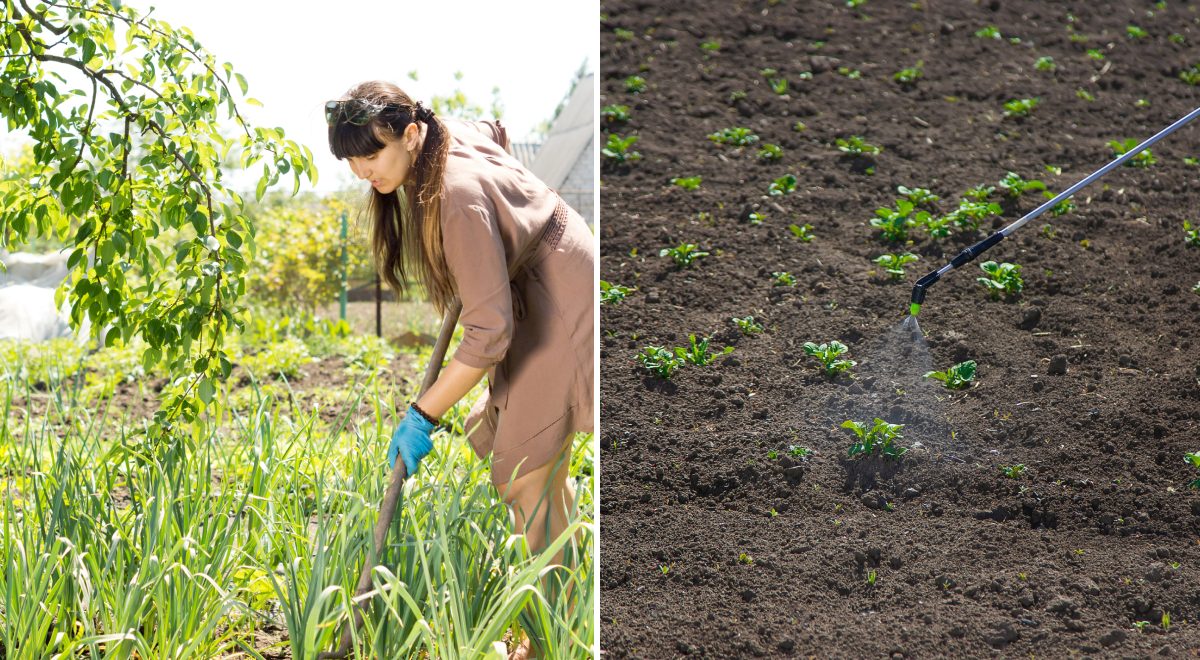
[908,105,1200,317]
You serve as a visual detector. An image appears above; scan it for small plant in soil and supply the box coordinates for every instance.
[768,174,798,196]
[675,334,733,366]
[788,445,811,459]
[1000,463,1026,479]
[897,185,939,206]
[602,134,642,164]
[1170,33,1187,45]
[1109,138,1156,167]
[866,570,877,586]
[737,552,754,565]
[728,90,747,104]
[600,281,634,304]
[977,261,1024,299]
[747,211,766,225]
[1076,88,1096,102]
[998,171,1047,199]
[1044,191,1076,217]
[803,340,856,376]
[873,252,919,280]
[788,223,815,241]
[975,25,1002,39]
[638,346,684,379]
[836,66,862,79]
[842,418,907,459]
[771,271,796,287]
[601,104,631,124]
[758,143,783,160]
[700,38,721,52]
[836,136,881,156]
[1086,48,1106,61]
[732,316,764,335]
[872,200,928,242]
[1192,281,1200,295]
[670,176,702,190]
[660,243,709,268]
[1183,221,1200,247]
[951,199,1002,232]
[1003,97,1040,118]
[893,61,923,85]
[1185,157,1200,166]
[708,126,759,147]
[1185,451,1200,489]
[963,183,995,202]
[1180,63,1200,85]
[924,360,977,389]
[1126,25,1149,40]
[922,214,955,239]
[625,75,647,93]
[1034,56,1056,72]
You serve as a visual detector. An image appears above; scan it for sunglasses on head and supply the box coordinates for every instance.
[325,99,401,126]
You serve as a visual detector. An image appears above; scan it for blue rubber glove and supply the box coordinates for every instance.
[388,405,435,476]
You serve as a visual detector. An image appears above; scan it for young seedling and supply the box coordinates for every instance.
[952,199,1002,231]
[1183,220,1200,247]
[999,463,1026,479]
[747,211,766,225]
[962,183,995,202]
[1185,451,1200,489]
[871,200,928,242]
[1076,88,1096,102]
[600,280,634,304]
[638,346,683,379]
[924,360,977,389]
[1044,191,1076,217]
[788,445,811,459]
[670,176,702,190]
[771,271,796,287]
[625,75,647,93]
[866,570,878,586]
[1003,98,1041,118]
[1180,63,1200,86]
[768,174,798,196]
[758,143,783,160]
[768,77,788,95]
[975,25,1002,39]
[836,66,863,80]
[836,136,882,156]
[1086,48,1106,61]
[998,171,1047,199]
[660,243,709,268]
[601,104,631,124]
[1127,25,1149,39]
[675,334,733,366]
[732,315,764,335]
[602,134,642,164]
[1109,139,1156,167]
[977,261,1024,299]
[893,61,924,85]
[788,223,815,242]
[842,418,907,459]
[700,39,721,52]
[1034,56,1056,72]
[897,185,939,206]
[708,126,759,147]
[803,340,856,376]
[873,252,919,281]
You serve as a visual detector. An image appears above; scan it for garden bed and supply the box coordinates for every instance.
[599,0,1200,656]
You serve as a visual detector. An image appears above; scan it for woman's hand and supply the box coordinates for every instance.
[388,405,436,475]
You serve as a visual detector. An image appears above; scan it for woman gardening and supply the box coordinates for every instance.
[326,81,594,657]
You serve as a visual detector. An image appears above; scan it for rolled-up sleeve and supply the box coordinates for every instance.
[443,203,513,368]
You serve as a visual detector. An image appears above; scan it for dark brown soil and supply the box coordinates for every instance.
[599,1,1200,657]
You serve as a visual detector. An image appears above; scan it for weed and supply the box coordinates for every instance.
[873,252,919,280]
[1109,138,1156,167]
[671,176,702,190]
[842,418,907,459]
[758,143,784,160]
[768,174,798,196]
[709,126,760,147]
[1185,451,1200,489]
[1000,464,1026,479]
[660,243,709,268]
[600,281,634,304]
[977,261,1024,299]
[1034,56,1056,72]
[836,135,882,156]
[788,223,815,242]
[602,134,642,164]
[1183,221,1200,247]
[625,75,647,93]
[894,61,924,85]
[601,104,631,124]
[675,334,733,366]
[771,271,796,287]
[998,171,1047,198]
[638,346,684,379]
[898,185,939,206]
[1003,97,1040,118]
[803,341,856,376]
[924,360,978,389]
[732,316,764,335]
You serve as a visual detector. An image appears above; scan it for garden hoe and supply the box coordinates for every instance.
[318,299,462,659]
[908,105,1200,317]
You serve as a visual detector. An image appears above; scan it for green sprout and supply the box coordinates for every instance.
[977,261,1024,299]
[1185,451,1200,489]
[836,135,882,156]
[768,77,789,95]
[732,316,764,335]
[1034,56,1056,72]
[1086,48,1106,61]
[1127,25,1148,39]
[803,340,856,376]
[670,176,702,190]
[638,346,683,379]
[1000,464,1026,479]
[998,171,1047,198]
[659,243,709,268]
[951,199,1002,231]
[625,75,647,93]
[600,280,634,304]
[924,360,977,389]
[866,570,878,586]
[788,223,815,242]
[962,183,995,202]
[601,104,631,124]
[1003,97,1040,118]
[747,212,766,226]
[842,418,907,459]
[700,39,721,52]
[708,126,759,146]
[771,271,796,287]
[758,143,784,160]
[1076,88,1096,102]
[975,25,1002,39]
[836,66,862,79]
[871,199,928,242]
[1109,138,1156,167]
[1184,221,1200,247]
[1169,33,1186,45]
[602,134,642,164]
[768,173,798,196]
[675,334,733,366]
[788,445,811,459]
[873,252,919,280]
[1180,63,1200,85]
[897,185,939,206]
[893,61,924,85]
[1044,191,1076,217]
[737,552,754,565]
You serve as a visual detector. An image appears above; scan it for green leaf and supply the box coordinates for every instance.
[197,378,214,404]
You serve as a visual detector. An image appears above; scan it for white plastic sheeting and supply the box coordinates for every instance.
[0,249,87,343]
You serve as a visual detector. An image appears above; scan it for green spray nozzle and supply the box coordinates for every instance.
[909,302,921,317]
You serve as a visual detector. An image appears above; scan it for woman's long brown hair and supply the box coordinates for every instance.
[327,81,454,312]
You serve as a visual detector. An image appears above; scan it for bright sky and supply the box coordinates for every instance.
[4,0,597,194]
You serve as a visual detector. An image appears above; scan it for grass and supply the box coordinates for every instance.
[0,320,595,658]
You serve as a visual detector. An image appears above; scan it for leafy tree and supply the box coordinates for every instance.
[1,0,315,434]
